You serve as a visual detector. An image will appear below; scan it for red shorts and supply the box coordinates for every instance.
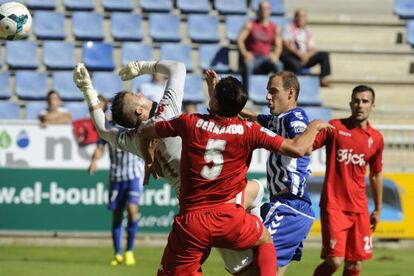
[157,204,263,276]
[320,208,372,261]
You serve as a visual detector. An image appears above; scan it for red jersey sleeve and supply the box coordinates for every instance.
[154,114,187,138]
[369,134,384,175]
[250,122,284,152]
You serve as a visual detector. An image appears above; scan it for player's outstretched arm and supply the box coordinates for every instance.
[279,120,334,157]
[369,172,383,232]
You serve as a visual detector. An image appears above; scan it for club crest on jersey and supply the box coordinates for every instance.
[339,130,352,137]
[294,111,304,120]
[368,137,373,148]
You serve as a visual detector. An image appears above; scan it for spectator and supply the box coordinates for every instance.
[237,0,283,91]
[139,73,166,103]
[39,90,72,128]
[281,9,331,87]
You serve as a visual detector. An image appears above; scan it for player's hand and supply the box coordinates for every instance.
[73,63,93,92]
[205,69,219,97]
[309,120,335,132]
[119,61,148,81]
[370,210,381,232]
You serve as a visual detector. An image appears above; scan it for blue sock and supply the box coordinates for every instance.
[112,220,123,255]
[126,219,139,252]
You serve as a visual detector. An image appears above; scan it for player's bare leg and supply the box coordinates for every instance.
[277,264,289,276]
[125,203,139,266]
[344,260,361,275]
[313,256,344,275]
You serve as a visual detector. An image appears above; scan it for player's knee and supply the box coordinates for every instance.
[260,227,273,244]
[326,256,343,271]
[345,260,361,271]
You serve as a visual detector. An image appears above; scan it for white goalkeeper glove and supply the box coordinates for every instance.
[119,61,158,81]
[73,63,99,107]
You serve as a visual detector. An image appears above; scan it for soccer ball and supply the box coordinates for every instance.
[0,1,32,40]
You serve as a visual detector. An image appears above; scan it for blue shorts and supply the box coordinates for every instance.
[261,197,315,267]
[107,178,143,210]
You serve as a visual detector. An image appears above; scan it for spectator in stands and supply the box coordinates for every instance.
[138,73,166,103]
[39,90,72,128]
[183,102,198,114]
[237,0,283,91]
[280,9,331,87]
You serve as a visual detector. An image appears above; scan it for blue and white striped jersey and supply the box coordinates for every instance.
[257,107,312,203]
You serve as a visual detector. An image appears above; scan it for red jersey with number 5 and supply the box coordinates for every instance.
[313,118,384,213]
[155,113,284,213]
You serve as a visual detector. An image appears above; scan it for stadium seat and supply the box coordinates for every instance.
[226,15,249,43]
[407,20,414,46]
[149,14,181,42]
[302,107,332,121]
[82,42,114,71]
[394,0,414,19]
[65,102,90,120]
[188,15,220,43]
[183,74,205,103]
[25,101,47,120]
[64,0,95,11]
[6,41,39,69]
[140,0,172,12]
[92,72,124,99]
[248,75,268,105]
[53,72,84,101]
[199,45,230,73]
[160,43,193,72]
[297,76,322,106]
[251,0,285,16]
[121,43,153,66]
[131,75,152,92]
[43,41,76,70]
[102,0,133,12]
[177,0,210,14]
[0,72,11,99]
[34,11,66,40]
[26,0,56,10]
[215,0,247,15]
[15,71,48,100]
[0,0,23,3]
[0,102,20,119]
[72,12,104,41]
[111,13,143,41]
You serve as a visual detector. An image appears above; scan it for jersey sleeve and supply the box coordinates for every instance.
[256,114,272,127]
[250,122,284,152]
[154,114,187,138]
[369,134,384,174]
[284,111,309,138]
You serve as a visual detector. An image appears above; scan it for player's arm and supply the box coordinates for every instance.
[88,143,105,175]
[369,172,383,232]
[239,108,258,121]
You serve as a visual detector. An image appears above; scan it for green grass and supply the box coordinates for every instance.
[0,245,413,275]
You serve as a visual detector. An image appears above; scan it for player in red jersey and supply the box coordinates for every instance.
[313,85,384,276]
[140,71,333,275]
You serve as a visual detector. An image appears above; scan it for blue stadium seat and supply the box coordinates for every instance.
[0,0,23,3]
[0,72,11,99]
[140,0,172,12]
[407,20,414,45]
[302,107,332,121]
[64,0,95,11]
[251,0,285,16]
[131,75,152,92]
[188,15,220,43]
[215,0,247,15]
[297,76,322,106]
[44,41,76,70]
[82,42,114,71]
[34,11,66,40]
[248,75,268,105]
[111,13,143,41]
[199,45,230,73]
[6,41,39,69]
[270,16,292,28]
[226,15,249,43]
[121,43,153,66]
[25,101,47,120]
[102,0,133,11]
[53,72,84,101]
[395,0,414,19]
[15,71,48,100]
[65,102,90,120]
[149,14,181,42]
[160,43,193,72]
[184,74,205,103]
[26,0,56,10]
[177,0,210,14]
[92,72,124,99]
[0,102,20,119]
[72,12,104,41]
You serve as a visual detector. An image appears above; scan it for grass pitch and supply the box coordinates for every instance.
[0,245,413,275]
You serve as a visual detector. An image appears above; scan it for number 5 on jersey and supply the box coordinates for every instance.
[200,139,227,180]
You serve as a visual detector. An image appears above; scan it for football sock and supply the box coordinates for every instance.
[112,219,123,255]
[126,219,139,252]
[313,261,336,276]
[255,242,277,276]
[343,267,360,276]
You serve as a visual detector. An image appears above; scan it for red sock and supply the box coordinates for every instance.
[255,242,277,276]
[343,267,360,276]
[313,261,336,276]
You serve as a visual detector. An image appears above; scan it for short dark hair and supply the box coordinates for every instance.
[269,71,300,101]
[111,91,139,128]
[352,85,375,103]
[47,90,60,99]
[215,77,248,117]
